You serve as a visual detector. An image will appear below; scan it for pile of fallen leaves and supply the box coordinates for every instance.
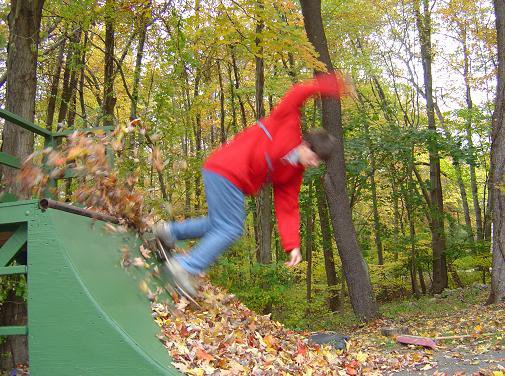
[148,276,505,375]
[152,282,363,376]
[16,127,155,231]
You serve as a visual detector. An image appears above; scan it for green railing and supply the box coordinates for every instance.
[0,108,113,176]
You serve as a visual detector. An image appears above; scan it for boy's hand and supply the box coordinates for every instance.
[315,72,346,97]
[285,247,302,267]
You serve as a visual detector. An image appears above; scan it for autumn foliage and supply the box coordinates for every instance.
[16,130,153,231]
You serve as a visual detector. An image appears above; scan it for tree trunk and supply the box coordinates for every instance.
[130,22,147,120]
[484,174,493,241]
[254,0,272,264]
[305,183,314,303]
[0,289,28,370]
[391,171,401,261]
[103,0,116,125]
[79,32,89,124]
[362,118,384,264]
[193,71,202,212]
[414,0,448,293]
[183,131,191,213]
[0,0,44,188]
[462,25,484,240]
[454,161,474,239]
[57,46,72,126]
[300,0,378,321]
[316,178,340,311]
[230,45,248,130]
[0,0,44,366]
[255,189,272,264]
[45,38,66,130]
[406,188,421,298]
[227,61,238,134]
[488,0,505,304]
[65,30,81,128]
[217,60,226,144]
[418,264,427,294]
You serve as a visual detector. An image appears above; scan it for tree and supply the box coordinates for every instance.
[488,0,505,304]
[102,0,116,125]
[413,0,448,293]
[0,0,44,368]
[299,0,378,321]
[315,178,340,311]
[0,0,44,187]
[254,0,273,264]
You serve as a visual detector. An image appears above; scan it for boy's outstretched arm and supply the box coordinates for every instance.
[268,72,345,119]
[273,173,303,260]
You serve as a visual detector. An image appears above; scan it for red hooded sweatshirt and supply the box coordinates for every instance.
[204,73,345,252]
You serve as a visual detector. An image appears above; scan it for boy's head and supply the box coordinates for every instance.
[298,129,337,168]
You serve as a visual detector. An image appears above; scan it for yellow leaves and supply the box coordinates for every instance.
[420,363,433,371]
[493,371,504,376]
[139,279,154,301]
[188,368,204,376]
[354,351,368,363]
[263,334,278,350]
[473,324,483,334]
[226,360,245,374]
[67,145,88,160]
[139,280,149,294]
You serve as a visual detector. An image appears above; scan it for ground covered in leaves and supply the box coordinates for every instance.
[151,282,504,375]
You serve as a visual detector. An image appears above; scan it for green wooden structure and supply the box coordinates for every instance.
[0,110,181,374]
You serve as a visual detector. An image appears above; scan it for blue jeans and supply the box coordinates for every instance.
[169,169,245,275]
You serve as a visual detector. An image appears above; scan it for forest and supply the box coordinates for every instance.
[0,0,504,374]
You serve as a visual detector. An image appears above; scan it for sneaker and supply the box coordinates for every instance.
[159,258,197,298]
[153,222,176,255]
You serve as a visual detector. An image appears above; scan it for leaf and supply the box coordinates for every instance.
[345,365,357,375]
[139,280,149,294]
[139,244,151,258]
[67,146,87,160]
[263,334,278,350]
[355,351,368,363]
[132,257,145,267]
[296,340,307,356]
[196,348,214,362]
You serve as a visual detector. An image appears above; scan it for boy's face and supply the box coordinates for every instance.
[298,143,321,168]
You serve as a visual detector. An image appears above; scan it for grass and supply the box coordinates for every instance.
[267,283,492,335]
[379,285,485,322]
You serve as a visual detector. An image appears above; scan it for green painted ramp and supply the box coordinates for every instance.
[13,201,180,375]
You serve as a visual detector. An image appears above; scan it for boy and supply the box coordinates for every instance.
[154,73,344,296]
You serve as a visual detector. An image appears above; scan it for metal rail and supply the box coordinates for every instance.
[39,199,119,224]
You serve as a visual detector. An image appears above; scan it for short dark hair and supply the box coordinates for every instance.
[303,129,337,161]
